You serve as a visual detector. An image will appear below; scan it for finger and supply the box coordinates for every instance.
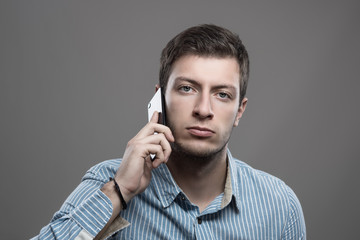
[135,120,175,143]
[142,144,165,163]
[149,111,159,123]
[143,155,153,170]
[153,125,175,143]
[144,155,162,169]
[143,133,172,160]
[152,158,164,168]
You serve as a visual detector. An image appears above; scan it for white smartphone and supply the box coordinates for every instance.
[147,88,166,125]
[147,88,166,160]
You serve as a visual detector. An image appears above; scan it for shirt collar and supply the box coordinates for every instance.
[151,149,241,210]
[151,163,182,208]
[225,149,242,210]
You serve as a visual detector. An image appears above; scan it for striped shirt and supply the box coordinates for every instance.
[32,150,306,239]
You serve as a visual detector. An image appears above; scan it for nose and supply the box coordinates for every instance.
[193,93,214,120]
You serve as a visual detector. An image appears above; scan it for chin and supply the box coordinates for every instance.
[170,140,227,159]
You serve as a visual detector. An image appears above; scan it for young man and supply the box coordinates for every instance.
[33,24,306,240]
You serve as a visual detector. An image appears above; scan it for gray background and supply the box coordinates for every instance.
[1,1,359,239]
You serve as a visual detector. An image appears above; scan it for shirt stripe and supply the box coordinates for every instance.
[32,150,306,239]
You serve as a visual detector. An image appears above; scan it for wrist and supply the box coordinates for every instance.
[101,181,123,213]
[115,182,134,204]
[109,178,128,210]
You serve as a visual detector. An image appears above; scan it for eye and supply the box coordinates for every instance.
[179,85,193,93]
[218,92,230,99]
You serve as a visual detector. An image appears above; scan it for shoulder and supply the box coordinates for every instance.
[230,156,306,236]
[231,156,290,191]
[231,157,286,186]
[230,156,302,211]
[81,158,123,183]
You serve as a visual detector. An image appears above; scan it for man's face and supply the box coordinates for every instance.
[164,55,247,158]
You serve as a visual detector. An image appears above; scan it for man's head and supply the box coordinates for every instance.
[159,24,249,103]
[158,25,250,160]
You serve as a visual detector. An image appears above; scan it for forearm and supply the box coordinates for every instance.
[33,114,172,239]
[31,160,124,240]
[33,188,113,240]
[95,179,130,239]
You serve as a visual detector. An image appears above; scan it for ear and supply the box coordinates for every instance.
[233,97,248,127]
[155,84,160,92]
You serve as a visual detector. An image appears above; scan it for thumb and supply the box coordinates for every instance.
[150,111,159,123]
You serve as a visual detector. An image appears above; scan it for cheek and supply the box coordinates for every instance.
[165,97,188,124]
[167,95,192,113]
[215,105,238,125]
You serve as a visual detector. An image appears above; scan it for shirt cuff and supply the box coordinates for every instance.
[70,189,113,237]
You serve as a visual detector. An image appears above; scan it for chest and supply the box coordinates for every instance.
[110,192,285,240]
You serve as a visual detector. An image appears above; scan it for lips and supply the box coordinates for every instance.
[186,126,215,137]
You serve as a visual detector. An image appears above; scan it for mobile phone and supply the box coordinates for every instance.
[147,88,166,160]
[147,88,166,125]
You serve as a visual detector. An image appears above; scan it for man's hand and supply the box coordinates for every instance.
[116,111,174,201]
[101,111,174,215]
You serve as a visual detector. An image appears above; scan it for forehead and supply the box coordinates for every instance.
[168,55,240,88]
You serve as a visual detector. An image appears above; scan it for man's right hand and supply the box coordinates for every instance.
[100,111,174,215]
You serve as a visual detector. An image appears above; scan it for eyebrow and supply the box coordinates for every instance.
[174,77,201,88]
[174,77,238,93]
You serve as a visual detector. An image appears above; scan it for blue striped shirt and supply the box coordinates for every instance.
[32,150,306,239]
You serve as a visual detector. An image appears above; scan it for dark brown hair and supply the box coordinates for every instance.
[159,24,250,103]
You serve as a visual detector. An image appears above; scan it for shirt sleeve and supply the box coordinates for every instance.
[31,164,116,240]
[281,186,306,240]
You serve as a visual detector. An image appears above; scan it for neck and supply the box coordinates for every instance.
[166,147,228,212]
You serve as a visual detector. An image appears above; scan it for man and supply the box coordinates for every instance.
[33,24,306,239]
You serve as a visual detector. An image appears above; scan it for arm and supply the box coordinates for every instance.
[32,112,174,240]
[281,186,306,240]
[32,174,115,240]
[95,112,174,239]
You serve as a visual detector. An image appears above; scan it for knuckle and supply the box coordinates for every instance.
[127,138,136,146]
[127,139,142,149]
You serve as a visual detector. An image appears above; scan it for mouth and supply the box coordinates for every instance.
[186,126,215,137]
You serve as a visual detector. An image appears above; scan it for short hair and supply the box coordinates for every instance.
[159,24,250,103]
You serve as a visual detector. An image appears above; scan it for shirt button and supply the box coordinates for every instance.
[197,217,202,224]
